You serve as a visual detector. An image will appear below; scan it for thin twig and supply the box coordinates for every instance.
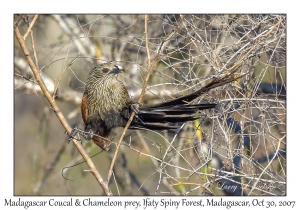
[248,135,285,195]
[123,141,285,185]
[135,131,178,194]
[145,15,151,68]
[30,30,39,72]
[14,77,82,105]
[170,182,216,196]
[23,14,39,40]
[53,42,72,98]
[14,72,38,84]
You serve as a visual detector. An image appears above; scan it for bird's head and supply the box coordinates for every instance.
[89,62,124,80]
[86,62,125,91]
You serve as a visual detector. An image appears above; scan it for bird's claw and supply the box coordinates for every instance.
[82,129,94,140]
[68,127,93,145]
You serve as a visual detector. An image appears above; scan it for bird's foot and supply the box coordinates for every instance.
[68,126,93,144]
[81,129,94,140]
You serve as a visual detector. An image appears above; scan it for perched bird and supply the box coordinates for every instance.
[70,62,237,151]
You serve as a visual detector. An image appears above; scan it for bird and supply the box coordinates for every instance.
[69,62,238,151]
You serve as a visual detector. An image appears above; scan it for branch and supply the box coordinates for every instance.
[14,76,83,105]
[14,17,112,196]
[51,15,93,58]
[106,14,187,185]
[23,14,39,40]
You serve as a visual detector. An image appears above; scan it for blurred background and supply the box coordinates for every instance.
[14,14,286,195]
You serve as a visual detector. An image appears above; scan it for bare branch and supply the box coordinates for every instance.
[14,18,112,195]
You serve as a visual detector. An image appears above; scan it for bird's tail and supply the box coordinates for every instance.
[129,103,216,130]
[129,71,242,130]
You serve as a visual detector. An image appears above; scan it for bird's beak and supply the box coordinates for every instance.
[110,65,124,75]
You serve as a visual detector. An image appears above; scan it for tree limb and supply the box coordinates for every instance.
[14,17,112,196]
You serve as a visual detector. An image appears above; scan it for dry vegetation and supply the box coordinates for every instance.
[14,14,286,195]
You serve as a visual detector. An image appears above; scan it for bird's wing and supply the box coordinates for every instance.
[81,92,111,151]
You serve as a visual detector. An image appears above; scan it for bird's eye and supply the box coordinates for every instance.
[102,68,109,73]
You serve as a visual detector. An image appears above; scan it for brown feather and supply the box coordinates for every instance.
[92,134,110,151]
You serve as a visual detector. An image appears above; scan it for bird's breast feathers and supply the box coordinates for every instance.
[85,80,130,119]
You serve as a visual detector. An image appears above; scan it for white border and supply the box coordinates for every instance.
[3,1,297,209]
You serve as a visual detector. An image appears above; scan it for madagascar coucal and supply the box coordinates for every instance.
[70,62,237,151]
